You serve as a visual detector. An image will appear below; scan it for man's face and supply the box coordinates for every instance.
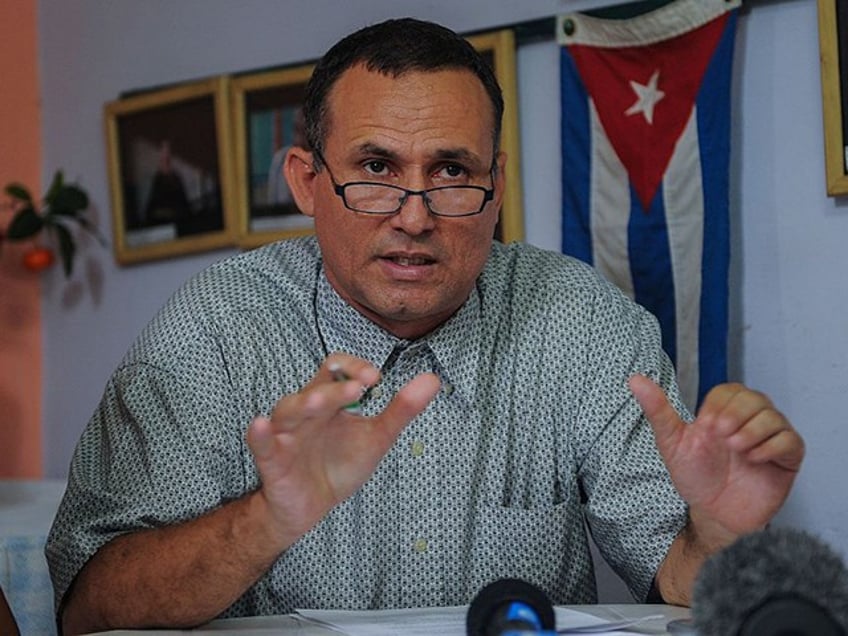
[305,64,505,340]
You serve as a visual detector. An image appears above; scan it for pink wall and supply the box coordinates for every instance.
[0,0,43,477]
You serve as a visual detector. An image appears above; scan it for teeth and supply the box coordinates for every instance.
[393,256,429,266]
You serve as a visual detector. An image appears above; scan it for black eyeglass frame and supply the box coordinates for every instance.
[313,149,496,218]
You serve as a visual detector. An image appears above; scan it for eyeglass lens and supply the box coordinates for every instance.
[343,183,487,216]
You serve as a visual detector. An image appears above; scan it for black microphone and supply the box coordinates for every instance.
[691,526,848,635]
[466,578,556,636]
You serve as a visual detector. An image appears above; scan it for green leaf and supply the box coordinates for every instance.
[44,171,64,205]
[6,207,44,239]
[49,184,89,216]
[50,222,76,277]
[4,183,33,202]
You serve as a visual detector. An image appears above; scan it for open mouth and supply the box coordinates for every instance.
[386,255,435,267]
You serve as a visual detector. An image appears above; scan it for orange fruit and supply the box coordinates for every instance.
[22,246,55,272]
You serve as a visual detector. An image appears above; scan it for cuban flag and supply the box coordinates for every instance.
[558,0,740,410]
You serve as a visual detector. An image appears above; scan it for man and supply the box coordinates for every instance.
[47,17,804,635]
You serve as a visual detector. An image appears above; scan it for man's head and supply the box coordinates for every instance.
[302,17,504,163]
[285,18,507,340]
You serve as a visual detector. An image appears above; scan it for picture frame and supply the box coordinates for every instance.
[467,28,525,243]
[230,63,316,249]
[104,77,237,264]
[818,0,848,196]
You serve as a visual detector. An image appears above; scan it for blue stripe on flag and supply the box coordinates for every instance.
[560,46,593,264]
[695,10,736,403]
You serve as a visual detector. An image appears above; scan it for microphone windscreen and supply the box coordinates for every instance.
[692,526,848,636]
[466,578,555,636]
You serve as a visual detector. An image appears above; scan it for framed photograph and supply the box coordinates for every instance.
[818,0,848,196]
[104,77,237,264]
[230,63,316,249]
[467,28,525,243]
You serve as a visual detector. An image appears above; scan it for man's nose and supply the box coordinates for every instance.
[389,190,436,235]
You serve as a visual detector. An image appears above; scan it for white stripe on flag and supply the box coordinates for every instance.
[589,100,635,300]
[663,109,704,411]
[557,0,741,48]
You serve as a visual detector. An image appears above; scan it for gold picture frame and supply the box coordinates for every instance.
[230,63,316,249]
[104,77,237,264]
[818,0,848,196]
[467,28,525,243]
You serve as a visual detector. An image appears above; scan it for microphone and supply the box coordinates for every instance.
[691,526,848,635]
[466,578,556,636]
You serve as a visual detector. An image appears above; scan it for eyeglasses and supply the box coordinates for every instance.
[314,150,495,218]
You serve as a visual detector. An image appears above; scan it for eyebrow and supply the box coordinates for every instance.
[353,142,489,172]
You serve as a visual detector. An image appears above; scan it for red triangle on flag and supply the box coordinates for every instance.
[567,13,728,211]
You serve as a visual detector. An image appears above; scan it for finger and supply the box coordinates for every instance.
[321,354,380,386]
[269,357,378,431]
[628,374,685,449]
[697,383,766,436]
[380,372,441,433]
[741,426,805,471]
[725,406,790,452]
[246,416,275,461]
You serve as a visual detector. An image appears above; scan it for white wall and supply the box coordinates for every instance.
[38,0,848,596]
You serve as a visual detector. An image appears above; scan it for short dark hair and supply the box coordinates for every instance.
[303,18,504,166]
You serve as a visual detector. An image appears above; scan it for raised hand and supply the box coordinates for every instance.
[247,354,441,546]
[629,375,804,536]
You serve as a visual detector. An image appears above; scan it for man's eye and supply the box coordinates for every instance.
[436,164,467,179]
[364,161,388,176]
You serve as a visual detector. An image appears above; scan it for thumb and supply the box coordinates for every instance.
[628,374,684,451]
[381,372,441,428]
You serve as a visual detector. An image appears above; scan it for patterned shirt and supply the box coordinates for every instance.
[46,237,688,618]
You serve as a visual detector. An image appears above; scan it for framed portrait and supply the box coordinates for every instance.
[818,0,848,196]
[467,28,525,243]
[104,77,237,264]
[230,63,316,249]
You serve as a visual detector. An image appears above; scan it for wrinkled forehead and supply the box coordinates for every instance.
[322,64,497,150]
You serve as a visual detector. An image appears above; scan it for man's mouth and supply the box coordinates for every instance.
[386,255,435,267]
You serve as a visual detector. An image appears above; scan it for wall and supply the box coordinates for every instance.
[37,0,848,587]
[0,0,42,477]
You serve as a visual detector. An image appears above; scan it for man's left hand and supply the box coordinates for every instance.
[629,375,805,538]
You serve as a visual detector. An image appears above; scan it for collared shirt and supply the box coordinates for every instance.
[46,236,688,618]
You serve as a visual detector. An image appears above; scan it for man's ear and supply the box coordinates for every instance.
[284,145,319,217]
[492,150,508,213]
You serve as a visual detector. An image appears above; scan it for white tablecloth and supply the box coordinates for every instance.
[0,479,66,636]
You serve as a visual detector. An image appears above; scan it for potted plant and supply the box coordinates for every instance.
[0,170,103,276]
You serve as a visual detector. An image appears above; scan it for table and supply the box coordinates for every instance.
[90,604,692,634]
[0,479,67,636]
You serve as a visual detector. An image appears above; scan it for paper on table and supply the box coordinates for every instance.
[293,605,663,635]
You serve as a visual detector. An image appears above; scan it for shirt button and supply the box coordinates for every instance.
[370,385,383,399]
[411,440,425,457]
[443,383,454,396]
[414,538,428,553]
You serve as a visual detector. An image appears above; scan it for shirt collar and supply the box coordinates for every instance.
[315,269,481,401]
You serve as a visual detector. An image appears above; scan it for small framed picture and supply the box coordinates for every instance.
[467,28,525,243]
[818,0,848,196]
[230,63,316,249]
[104,77,237,264]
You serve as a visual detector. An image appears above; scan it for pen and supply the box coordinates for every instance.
[328,363,363,414]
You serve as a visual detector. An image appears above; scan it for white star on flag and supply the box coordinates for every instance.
[624,69,665,124]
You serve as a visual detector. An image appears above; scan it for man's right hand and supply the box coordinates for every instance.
[62,355,439,635]
[247,354,441,549]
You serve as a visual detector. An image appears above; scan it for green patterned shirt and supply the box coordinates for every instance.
[47,236,688,618]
